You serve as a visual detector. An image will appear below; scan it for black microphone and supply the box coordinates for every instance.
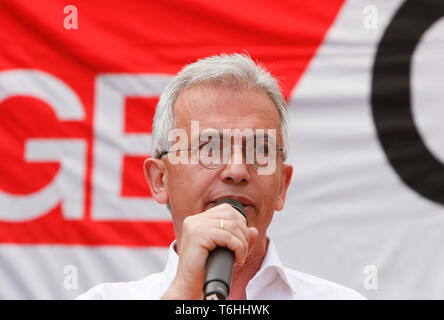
[203,198,247,300]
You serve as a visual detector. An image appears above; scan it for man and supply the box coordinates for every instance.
[77,53,365,300]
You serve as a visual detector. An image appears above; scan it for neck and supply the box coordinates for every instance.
[227,235,269,300]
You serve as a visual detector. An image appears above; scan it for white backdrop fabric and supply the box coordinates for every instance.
[1,0,444,299]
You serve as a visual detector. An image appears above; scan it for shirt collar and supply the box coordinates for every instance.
[160,240,180,292]
[160,238,294,298]
[246,238,294,298]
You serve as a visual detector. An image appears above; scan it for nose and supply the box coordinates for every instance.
[220,146,250,185]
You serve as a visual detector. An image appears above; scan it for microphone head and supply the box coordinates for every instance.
[215,198,247,225]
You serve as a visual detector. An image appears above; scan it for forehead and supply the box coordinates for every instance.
[173,85,281,138]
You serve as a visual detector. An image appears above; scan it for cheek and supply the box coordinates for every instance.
[167,165,195,199]
[252,177,280,214]
[166,164,213,210]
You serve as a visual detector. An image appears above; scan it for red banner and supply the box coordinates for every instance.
[0,0,343,246]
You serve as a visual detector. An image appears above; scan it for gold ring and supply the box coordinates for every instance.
[220,218,224,230]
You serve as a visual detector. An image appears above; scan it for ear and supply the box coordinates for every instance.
[143,157,169,204]
[275,164,293,211]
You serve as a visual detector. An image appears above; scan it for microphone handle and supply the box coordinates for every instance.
[203,247,234,300]
[203,198,247,300]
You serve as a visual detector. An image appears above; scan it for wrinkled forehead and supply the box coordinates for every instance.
[173,85,282,143]
[194,127,278,144]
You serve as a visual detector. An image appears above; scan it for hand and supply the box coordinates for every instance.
[161,203,258,300]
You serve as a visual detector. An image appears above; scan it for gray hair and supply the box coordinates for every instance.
[151,53,289,161]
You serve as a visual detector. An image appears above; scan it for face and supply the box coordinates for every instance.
[145,84,293,244]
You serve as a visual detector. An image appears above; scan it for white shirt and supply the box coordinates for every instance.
[77,239,366,300]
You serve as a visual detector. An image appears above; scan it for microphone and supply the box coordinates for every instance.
[203,198,247,300]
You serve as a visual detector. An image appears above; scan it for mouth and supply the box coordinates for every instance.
[207,195,256,213]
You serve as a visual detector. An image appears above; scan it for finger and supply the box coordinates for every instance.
[212,205,249,244]
[210,228,248,265]
[213,203,247,226]
[215,216,248,239]
[215,218,250,256]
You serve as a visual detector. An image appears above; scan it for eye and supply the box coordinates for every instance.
[199,138,215,149]
[199,138,220,157]
[200,136,222,146]
[198,138,225,167]
[199,140,210,148]
[255,140,269,155]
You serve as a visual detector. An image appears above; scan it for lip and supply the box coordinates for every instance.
[209,195,255,208]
